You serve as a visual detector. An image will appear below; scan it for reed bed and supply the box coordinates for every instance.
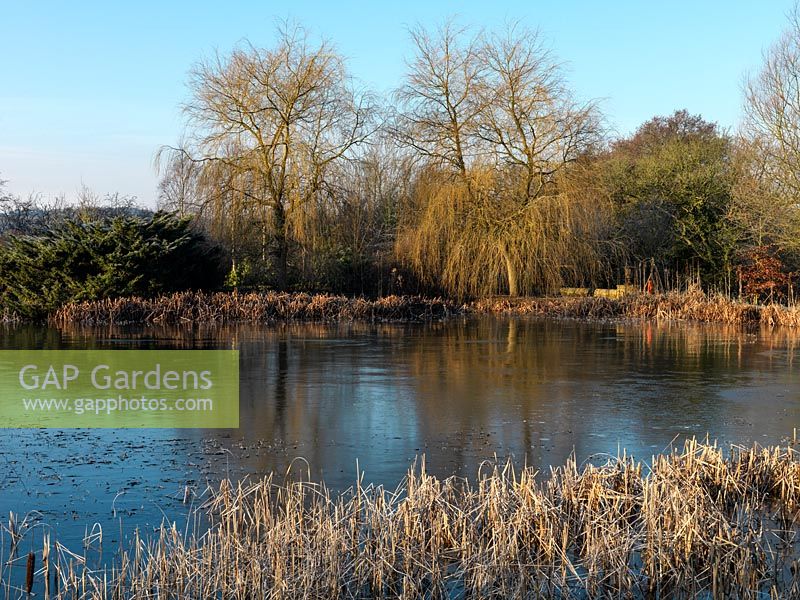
[49,288,800,327]
[5,440,800,598]
[51,292,456,325]
[473,288,800,327]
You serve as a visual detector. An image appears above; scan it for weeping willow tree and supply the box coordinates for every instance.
[397,164,615,298]
[393,21,606,297]
[158,24,375,289]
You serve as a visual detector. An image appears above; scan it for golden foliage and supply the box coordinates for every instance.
[396,166,615,298]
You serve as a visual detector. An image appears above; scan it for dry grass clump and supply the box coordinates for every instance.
[51,292,456,325]
[44,287,800,327]
[6,440,800,598]
[473,287,800,327]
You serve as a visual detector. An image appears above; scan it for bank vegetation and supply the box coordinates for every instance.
[6,439,800,598]
[35,287,800,328]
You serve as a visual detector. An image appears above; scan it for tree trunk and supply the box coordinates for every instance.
[272,203,289,290]
[500,243,519,297]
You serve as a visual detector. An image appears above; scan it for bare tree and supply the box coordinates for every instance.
[0,179,141,236]
[743,4,800,200]
[0,176,37,235]
[160,24,376,288]
[157,149,200,217]
[393,21,488,180]
[394,22,602,296]
[736,3,800,272]
[313,139,415,290]
[730,137,800,260]
[478,25,600,201]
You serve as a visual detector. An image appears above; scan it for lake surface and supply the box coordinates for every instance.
[1,317,800,552]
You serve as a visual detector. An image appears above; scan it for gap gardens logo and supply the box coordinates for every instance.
[0,350,239,428]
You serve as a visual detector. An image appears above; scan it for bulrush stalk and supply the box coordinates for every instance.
[5,440,800,597]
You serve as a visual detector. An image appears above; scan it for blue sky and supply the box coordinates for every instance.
[0,1,795,207]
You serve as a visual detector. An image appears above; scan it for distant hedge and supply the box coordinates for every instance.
[0,211,226,318]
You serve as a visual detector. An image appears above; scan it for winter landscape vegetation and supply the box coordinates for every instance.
[5,2,800,597]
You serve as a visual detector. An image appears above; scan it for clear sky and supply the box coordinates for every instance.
[0,0,795,207]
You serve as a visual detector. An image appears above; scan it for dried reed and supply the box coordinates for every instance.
[5,440,800,598]
[473,287,800,327]
[51,292,456,325]
[49,288,800,328]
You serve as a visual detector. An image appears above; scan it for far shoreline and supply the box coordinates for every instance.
[1,288,797,328]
